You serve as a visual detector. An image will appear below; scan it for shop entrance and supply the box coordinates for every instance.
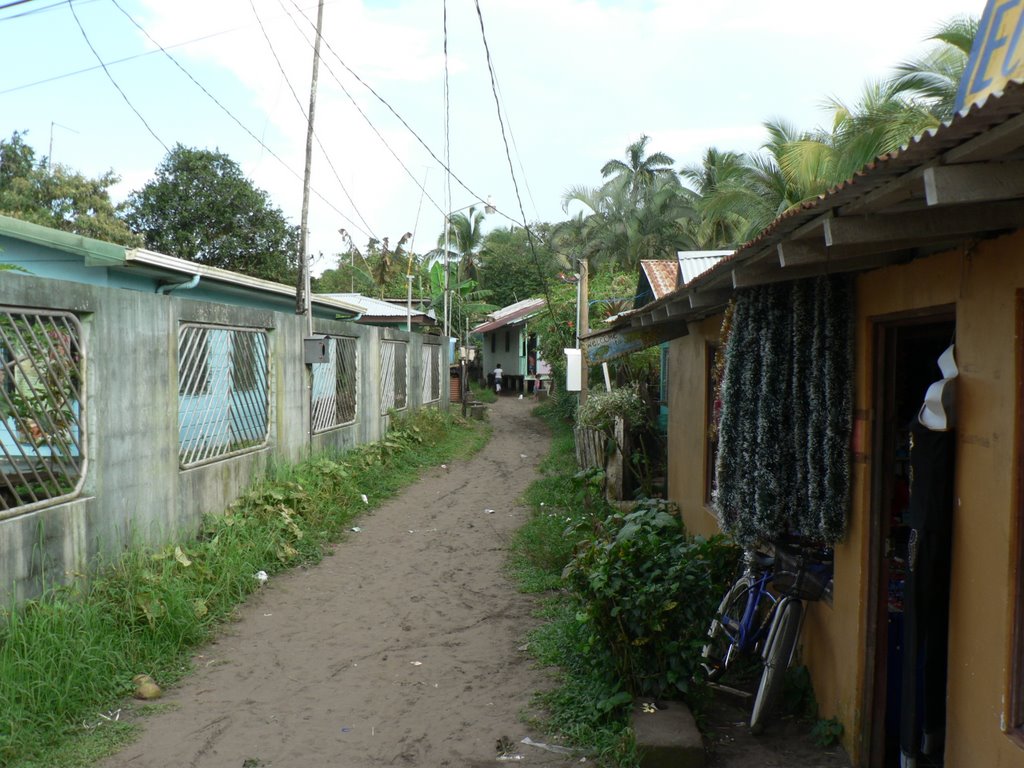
[867,311,955,767]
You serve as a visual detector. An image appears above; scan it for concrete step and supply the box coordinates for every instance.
[632,700,705,768]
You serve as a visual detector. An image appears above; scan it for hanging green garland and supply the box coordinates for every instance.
[713,275,853,545]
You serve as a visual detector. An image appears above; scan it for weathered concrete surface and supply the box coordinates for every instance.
[0,269,447,604]
[633,701,705,768]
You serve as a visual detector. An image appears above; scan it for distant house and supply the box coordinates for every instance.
[318,292,436,329]
[470,298,548,394]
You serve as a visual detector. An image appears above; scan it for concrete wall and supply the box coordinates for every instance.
[665,231,1024,767]
[0,271,447,605]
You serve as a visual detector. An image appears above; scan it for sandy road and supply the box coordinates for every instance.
[100,396,580,768]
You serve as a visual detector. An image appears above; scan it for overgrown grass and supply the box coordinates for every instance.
[0,407,488,768]
[468,384,497,403]
[507,402,637,765]
[508,401,736,767]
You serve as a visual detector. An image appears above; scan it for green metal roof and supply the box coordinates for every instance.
[0,214,126,267]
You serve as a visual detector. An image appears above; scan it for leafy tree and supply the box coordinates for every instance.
[478,224,561,308]
[316,231,427,299]
[0,131,141,246]
[427,261,495,340]
[123,145,299,283]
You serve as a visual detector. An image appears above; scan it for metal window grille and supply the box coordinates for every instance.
[421,345,441,403]
[380,341,408,414]
[178,324,268,467]
[312,336,358,432]
[0,307,85,517]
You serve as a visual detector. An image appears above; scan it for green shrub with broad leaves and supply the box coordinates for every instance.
[563,499,738,700]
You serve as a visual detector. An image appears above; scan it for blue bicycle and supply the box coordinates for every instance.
[701,539,833,733]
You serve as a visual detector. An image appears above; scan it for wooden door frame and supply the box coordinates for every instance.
[862,305,956,767]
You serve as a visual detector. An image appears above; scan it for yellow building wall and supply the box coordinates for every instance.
[664,230,1024,767]
[666,314,724,541]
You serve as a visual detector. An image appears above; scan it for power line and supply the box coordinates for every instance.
[0,29,232,95]
[67,0,169,152]
[106,0,368,237]
[0,0,43,12]
[250,0,376,242]
[281,0,450,226]
[283,0,513,227]
[472,0,555,317]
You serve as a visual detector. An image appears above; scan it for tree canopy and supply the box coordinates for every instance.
[0,131,140,246]
[123,145,299,283]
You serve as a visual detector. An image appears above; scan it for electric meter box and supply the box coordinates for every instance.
[304,336,330,365]
[564,348,582,391]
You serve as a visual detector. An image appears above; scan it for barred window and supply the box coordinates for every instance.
[0,307,85,516]
[178,324,269,467]
[312,336,358,432]
[421,344,441,403]
[380,341,408,414]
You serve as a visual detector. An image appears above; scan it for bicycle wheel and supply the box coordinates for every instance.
[701,578,753,681]
[750,597,803,734]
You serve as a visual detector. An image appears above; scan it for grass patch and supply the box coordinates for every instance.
[507,403,637,766]
[468,385,497,404]
[0,407,487,768]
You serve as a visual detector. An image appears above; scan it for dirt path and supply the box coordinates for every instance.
[101,396,579,768]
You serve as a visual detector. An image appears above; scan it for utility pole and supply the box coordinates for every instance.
[297,0,325,337]
[578,258,589,407]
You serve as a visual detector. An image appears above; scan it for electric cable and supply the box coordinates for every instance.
[250,0,377,241]
[472,0,556,320]
[67,0,169,152]
[0,0,41,12]
[106,0,368,236]
[280,0,450,225]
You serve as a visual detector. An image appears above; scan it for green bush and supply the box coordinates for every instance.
[563,499,738,700]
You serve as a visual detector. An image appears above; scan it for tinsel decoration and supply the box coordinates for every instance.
[713,275,854,545]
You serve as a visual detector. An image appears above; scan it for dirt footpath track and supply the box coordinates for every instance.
[101,396,580,768]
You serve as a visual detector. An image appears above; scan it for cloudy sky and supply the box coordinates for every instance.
[1,0,983,273]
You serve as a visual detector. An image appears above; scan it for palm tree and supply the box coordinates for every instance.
[681,148,751,248]
[890,14,979,121]
[600,134,680,204]
[436,206,488,284]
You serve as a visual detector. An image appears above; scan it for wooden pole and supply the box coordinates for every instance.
[297,0,325,337]
[579,258,589,407]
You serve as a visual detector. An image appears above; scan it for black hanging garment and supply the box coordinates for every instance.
[899,420,955,765]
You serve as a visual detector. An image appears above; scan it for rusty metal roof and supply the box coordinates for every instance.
[639,260,679,301]
[470,298,546,335]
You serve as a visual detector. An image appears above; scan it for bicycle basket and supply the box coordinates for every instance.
[773,548,833,601]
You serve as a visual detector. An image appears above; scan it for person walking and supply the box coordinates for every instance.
[492,363,503,394]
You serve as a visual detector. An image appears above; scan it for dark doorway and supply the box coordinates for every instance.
[867,312,955,767]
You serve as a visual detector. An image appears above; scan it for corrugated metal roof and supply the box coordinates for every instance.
[470,298,546,335]
[639,260,679,300]
[677,250,732,285]
[319,293,431,320]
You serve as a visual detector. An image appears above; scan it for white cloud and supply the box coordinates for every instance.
[2,0,984,265]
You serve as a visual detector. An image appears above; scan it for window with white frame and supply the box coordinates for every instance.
[0,307,85,516]
[178,324,269,467]
[311,336,358,432]
[421,344,441,403]
[380,341,408,414]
